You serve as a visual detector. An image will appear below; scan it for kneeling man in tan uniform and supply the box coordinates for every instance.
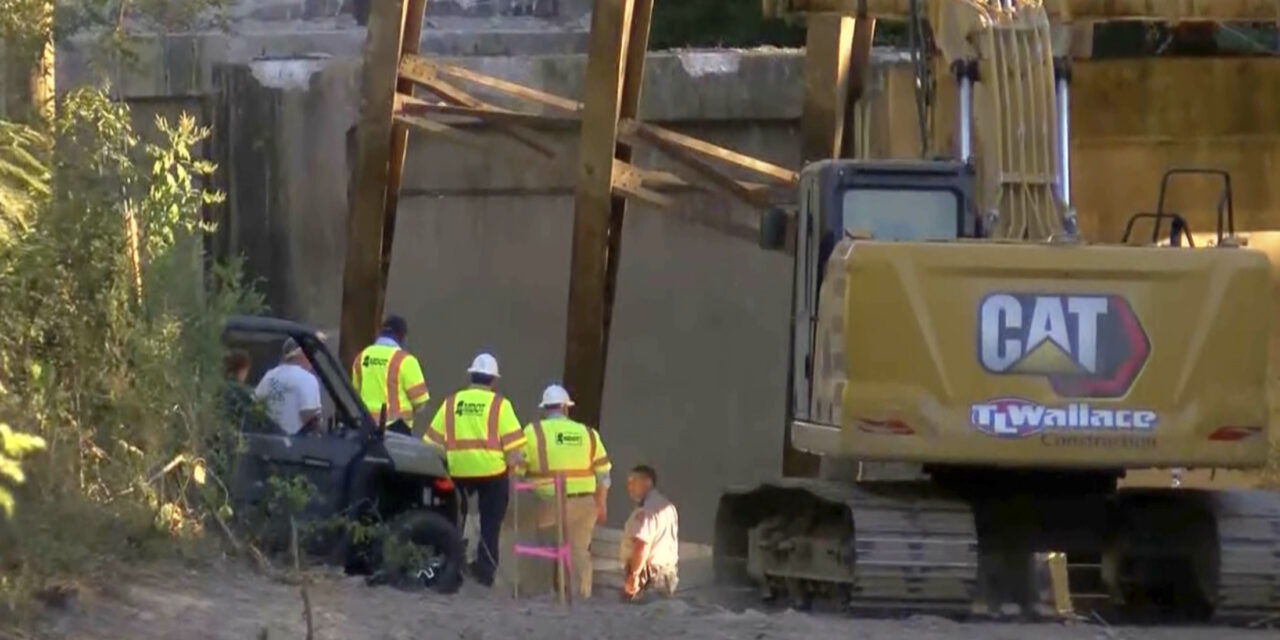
[621,465,679,600]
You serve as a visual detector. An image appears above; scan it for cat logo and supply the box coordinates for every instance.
[977,293,1150,398]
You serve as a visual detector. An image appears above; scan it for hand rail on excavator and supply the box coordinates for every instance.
[1156,168,1235,245]
[1121,212,1195,247]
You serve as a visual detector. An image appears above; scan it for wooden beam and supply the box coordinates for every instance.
[397,99,580,128]
[609,162,776,242]
[766,0,1280,22]
[392,111,487,148]
[380,0,430,307]
[622,119,799,184]
[840,17,877,156]
[641,129,773,208]
[611,160,673,208]
[399,55,558,158]
[600,0,654,426]
[801,14,856,164]
[339,0,412,369]
[405,55,584,113]
[630,165,691,190]
[563,0,655,431]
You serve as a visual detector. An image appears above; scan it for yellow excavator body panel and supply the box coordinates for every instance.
[824,239,1272,469]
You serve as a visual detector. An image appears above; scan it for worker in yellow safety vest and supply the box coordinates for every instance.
[424,352,525,587]
[351,315,430,433]
[520,384,611,599]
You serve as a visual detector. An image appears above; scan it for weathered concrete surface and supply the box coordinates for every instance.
[234,0,591,21]
[56,19,590,99]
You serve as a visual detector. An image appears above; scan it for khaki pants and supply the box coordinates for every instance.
[561,495,597,599]
[509,493,597,599]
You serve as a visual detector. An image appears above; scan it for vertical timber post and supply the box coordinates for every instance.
[381,0,431,292]
[800,15,855,165]
[563,0,655,430]
[840,17,877,158]
[339,0,425,368]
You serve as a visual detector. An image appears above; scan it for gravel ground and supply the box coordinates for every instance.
[31,562,1280,640]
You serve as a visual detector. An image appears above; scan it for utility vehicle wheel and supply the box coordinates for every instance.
[381,510,464,594]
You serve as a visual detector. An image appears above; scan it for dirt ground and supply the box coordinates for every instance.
[28,562,1280,640]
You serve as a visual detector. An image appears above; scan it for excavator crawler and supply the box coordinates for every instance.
[714,0,1280,623]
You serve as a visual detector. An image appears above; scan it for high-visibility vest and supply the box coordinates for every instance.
[521,417,610,497]
[351,343,429,428]
[424,388,525,478]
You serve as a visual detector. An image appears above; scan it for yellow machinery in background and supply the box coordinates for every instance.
[715,0,1280,622]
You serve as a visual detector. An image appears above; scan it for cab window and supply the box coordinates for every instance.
[841,188,960,241]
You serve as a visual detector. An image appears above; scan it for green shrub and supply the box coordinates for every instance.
[0,87,262,621]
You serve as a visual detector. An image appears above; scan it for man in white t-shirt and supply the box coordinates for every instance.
[254,337,322,435]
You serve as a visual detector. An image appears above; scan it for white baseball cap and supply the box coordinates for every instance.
[539,384,574,408]
[467,353,501,377]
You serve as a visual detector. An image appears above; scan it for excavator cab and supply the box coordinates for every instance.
[762,158,980,431]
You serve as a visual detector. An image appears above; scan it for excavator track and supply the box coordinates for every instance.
[1207,490,1280,622]
[718,481,1280,624]
[843,484,979,613]
[715,479,981,615]
[1107,487,1280,624]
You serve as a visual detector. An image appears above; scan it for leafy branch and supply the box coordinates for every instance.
[0,421,47,519]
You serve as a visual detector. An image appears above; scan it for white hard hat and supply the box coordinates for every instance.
[539,384,574,408]
[467,353,501,377]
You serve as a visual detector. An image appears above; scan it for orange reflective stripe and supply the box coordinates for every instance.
[451,440,493,448]
[425,429,446,445]
[406,382,428,400]
[500,430,523,448]
[352,354,363,391]
[533,420,548,474]
[593,456,611,469]
[444,395,456,445]
[386,350,407,418]
[526,468,596,478]
[486,394,503,447]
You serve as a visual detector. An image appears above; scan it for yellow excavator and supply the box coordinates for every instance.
[714,0,1280,622]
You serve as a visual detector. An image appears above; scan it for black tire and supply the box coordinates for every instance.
[381,510,464,594]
